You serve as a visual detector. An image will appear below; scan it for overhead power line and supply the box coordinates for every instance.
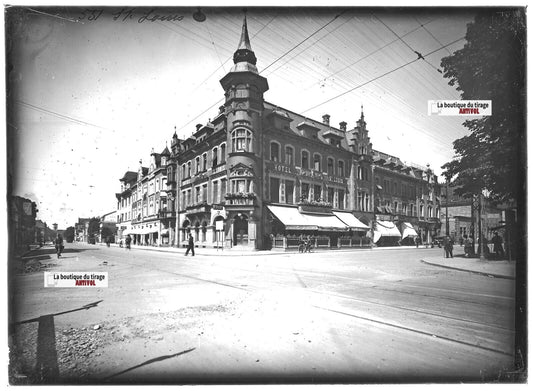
[373,15,443,73]
[304,17,437,92]
[301,35,465,114]
[14,100,113,132]
[260,9,348,75]
[175,11,347,135]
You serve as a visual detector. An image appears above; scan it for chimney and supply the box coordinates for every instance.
[339,121,347,131]
[196,124,202,131]
[322,114,330,125]
[219,105,225,114]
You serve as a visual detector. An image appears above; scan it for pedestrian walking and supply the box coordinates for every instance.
[55,234,64,258]
[185,233,195,256]
[125,234,132,250]
[443,235,453,258]
[491,232,504,259]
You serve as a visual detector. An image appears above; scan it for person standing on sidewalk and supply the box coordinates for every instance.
[185,233,195,256]
[443,235,453,258]
[491,232,504,259]
[125,234,132,250]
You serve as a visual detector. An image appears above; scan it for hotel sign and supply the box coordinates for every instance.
[268,162,346,185]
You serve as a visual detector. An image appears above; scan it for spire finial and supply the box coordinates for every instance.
[233,12,257,65]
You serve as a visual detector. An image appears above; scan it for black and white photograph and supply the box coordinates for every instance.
[5,4,527,385]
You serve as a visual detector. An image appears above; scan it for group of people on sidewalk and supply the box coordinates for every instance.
[442,231,505,259]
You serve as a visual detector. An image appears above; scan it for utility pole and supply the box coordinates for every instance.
[445,179,450,236]
[473,193,486,260]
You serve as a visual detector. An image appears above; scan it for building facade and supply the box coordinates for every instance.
[116,17,442,250]
[9,195,38,253]
[116,147,173,246]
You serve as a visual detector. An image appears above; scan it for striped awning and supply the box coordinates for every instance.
[267,205,349,231]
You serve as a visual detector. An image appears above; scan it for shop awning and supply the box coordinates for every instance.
[373,220,401,243]
[267,205,349,231]
[400,222,418,240]
[333,212,369,231]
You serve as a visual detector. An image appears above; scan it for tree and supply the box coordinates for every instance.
[440,10,526,377]
[64,226,75,243]
[87,217,101,241]
[440,9,526,204]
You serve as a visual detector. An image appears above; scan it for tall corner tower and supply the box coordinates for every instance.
[219,14,269,249]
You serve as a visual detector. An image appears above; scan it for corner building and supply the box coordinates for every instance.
[164,17,441,250]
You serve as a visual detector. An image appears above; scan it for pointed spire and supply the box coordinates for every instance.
[237,14,252,52]
[233,14,257,65]
[361,104,364,120]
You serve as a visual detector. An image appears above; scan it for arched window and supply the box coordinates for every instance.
[338,160,345,177]
[220,143,226,163]
[202,153,207,171]
[313,153,321,171]
[187,161,191,178]
[232,128,252,152]
[301,150,309,169]
[270,142,280,162]
[285,146,294,165]
[212,147,218,167]
[195,157,200,174]
[327,157,334,175]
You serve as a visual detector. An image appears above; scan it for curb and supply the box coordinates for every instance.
[421,260,515,280]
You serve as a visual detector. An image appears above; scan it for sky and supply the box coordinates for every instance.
[7,6,477,229]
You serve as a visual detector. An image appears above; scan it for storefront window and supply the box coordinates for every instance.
[270,177,280,203]
[286,180,294,204]
[338,189,345,209]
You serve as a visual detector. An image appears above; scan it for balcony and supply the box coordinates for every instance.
[158,209,176,219]
[185,201,211,215]
[224,192,257,207]
[297,200,332,214]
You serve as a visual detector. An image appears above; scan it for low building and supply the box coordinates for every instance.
[9,196,37,253]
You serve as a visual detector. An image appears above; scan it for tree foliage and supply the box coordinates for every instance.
[64,226,75,243]
[440,9,526,204]
[88,217,101,237]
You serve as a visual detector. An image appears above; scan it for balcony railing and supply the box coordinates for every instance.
[297,200,332,214]
[158,210,176,219]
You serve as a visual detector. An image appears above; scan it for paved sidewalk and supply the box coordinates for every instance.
[422,255,516,279]
[92,242,433,257]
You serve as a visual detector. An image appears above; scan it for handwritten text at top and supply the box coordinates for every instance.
[77,8,185,23]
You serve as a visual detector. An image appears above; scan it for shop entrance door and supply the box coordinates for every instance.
[233,214,249,246]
